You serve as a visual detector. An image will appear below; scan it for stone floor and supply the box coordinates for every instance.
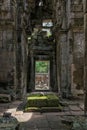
[0,99,85,130]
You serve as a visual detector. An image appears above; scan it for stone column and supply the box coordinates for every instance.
[30,51,35,91]
[52,51,58,92]
[66,30,73,97]
[59,31,68,98]
[84,0,87,115]
[54,61,58,91]
[56,37,61,94]
[15,1,23,99]
[21,32,27,98]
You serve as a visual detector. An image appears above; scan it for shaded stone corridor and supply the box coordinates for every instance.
[1,0,87,129]
[0,0,85,99]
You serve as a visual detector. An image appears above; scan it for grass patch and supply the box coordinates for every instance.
[24,93,63,112]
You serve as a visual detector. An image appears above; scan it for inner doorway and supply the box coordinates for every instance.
[35,60,50,90]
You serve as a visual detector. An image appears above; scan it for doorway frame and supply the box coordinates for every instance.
[35,60,50,90]
[27,51,58,92]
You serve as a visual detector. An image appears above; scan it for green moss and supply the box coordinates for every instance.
[24,93,63,112]
[25,107,40,112]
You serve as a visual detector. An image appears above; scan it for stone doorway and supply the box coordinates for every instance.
[35,60,50,90]
[27,33,58,93]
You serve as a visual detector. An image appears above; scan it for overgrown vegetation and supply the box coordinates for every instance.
[35,61,49,73]
[24,93,63,112]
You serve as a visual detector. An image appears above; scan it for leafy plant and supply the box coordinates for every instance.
[35,61,49,73]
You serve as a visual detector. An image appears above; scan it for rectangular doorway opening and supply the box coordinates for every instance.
[35,60,50,90]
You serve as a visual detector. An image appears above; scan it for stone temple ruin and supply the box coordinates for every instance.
[0,0,87,129]
[0,0,85,100]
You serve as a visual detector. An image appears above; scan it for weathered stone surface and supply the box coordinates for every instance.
[84,0,87,114]
[0,112,19,130]
[53,0,84,98]
[0,0,85,101]
[72,117,87,130]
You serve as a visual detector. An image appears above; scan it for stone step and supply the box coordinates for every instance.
[0,94,11,102]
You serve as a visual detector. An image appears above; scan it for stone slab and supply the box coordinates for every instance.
[69,105,82,111]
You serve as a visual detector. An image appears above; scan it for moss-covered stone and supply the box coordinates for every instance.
[24,93,63,112]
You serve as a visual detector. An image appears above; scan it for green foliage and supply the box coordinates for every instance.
[35,61,49,73]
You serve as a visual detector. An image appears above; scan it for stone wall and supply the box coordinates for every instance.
[0,0,15,95]
[0,0,28,99]
[0,0,85,99]
[53,0,84,97]
[84,0,87,114]
[70,0,84,96]
[14,0,29,99]
[72,32,84,94]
